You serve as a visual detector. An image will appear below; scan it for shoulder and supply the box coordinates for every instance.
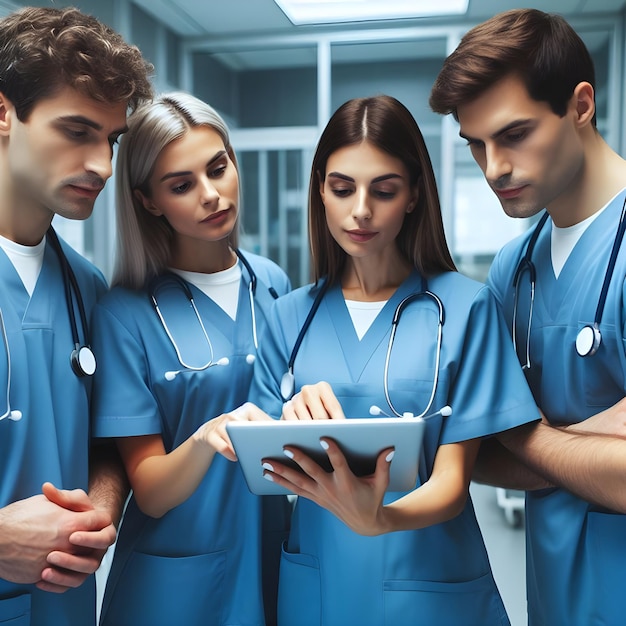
[428,271,489,305]
[237,250,291,293]
[272,281,321,314]
[93,284,150,321]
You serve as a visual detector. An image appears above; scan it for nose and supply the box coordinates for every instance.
[484,143,512,183]
[84,141,113,182]
[199,176,220,206]
[351,187,372,221]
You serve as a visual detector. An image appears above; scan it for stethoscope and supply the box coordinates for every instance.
[513,196,626,369]
[1,227,95,422]
[151,249,275,381]
[280,275,448,420]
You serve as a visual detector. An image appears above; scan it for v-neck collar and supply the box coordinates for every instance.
[323,271,423,382]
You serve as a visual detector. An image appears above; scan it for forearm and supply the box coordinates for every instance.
[125,436,216,519]
[89,443,130,527]
[380,441,477,533]
[498,421,626,512]
[474,435,552,490]
[382,473,468,533]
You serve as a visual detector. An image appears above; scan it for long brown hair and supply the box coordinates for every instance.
[309,95,456,284]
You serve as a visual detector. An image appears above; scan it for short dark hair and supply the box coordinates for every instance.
[310,95,456,284]
[0,6,153,120]
[429,9,596,125]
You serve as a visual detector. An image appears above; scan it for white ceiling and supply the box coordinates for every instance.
[131,0,626,39]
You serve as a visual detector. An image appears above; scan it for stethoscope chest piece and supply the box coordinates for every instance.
[280,370,295,401]
[575,324,601,357]
[71,345,97,377]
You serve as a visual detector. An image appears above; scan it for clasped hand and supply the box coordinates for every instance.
[1,482,117,593]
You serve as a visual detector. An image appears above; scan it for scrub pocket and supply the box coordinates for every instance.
[586,510,626,618]
[0,594,30,625]
[383,574,509,626]
[277,544,320,626]
[101,550,226,626]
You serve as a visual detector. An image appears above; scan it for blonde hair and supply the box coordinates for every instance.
[113,92,240,289]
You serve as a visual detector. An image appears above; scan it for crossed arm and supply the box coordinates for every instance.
[474,398,626,513]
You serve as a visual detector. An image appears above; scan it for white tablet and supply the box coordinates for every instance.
[226,417,426,496]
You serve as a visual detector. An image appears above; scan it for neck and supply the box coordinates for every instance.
[342,251,412,301]
[0,171,53,245]
[548,130,626,227]
[169,237,237,274]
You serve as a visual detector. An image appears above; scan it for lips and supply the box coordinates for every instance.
[494,185,526,200]
[68,185,103,200]
[201,208,231,224]
[346,229,377,243]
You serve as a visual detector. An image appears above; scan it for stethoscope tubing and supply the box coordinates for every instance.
[151,249,267,379]
[281,275,445,420]
[513,197,626,365]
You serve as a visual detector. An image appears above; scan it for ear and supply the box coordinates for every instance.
[0,92,14,137]
[134,189,162,216]
[571,81,595,128]
[317,170,326,204]
[406,185,419,214]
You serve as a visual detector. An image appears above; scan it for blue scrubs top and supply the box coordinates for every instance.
[488,189,626,626]
[91,252,290,626]
[0,238,107,626]
[250,270,539,626]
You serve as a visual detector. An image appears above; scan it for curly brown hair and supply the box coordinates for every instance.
[0,6,154,120]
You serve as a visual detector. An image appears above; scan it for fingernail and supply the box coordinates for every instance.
[283,449,294,459]
[320,439,329,450]
[262,462,274,472]
[385,451,395,462]
[263,473,274,482]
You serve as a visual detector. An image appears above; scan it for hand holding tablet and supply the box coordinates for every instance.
[226,417,427,496]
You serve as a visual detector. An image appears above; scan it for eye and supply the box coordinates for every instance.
[372,189,396,200]
[171,181,191,194]
[209,164,227,178]
[331,187,353,198]
[504,128,529,143]
[64,127,88,141]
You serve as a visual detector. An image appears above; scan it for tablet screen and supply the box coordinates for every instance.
[226,417,425,496]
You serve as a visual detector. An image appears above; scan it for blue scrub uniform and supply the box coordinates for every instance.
[0,238,107,626]
[91,252,290,626]
[250,270,539,626]
[488,189,626,626]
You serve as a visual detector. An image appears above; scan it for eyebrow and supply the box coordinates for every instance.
[459,118,534,142]
[159,149,227,182]
[56,114,128,137]
[327,172,404,184]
